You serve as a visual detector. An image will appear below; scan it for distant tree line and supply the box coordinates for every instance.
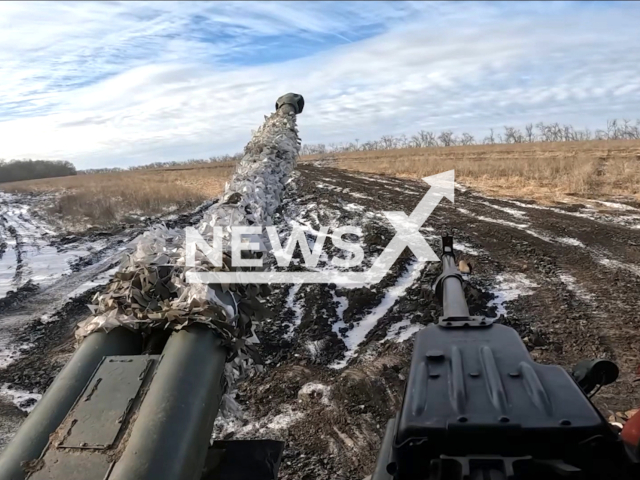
[78,153,243,174]
[3,119,639,181]
[0,159,77,184]
[300,119,640,155]
[0,153,243,180]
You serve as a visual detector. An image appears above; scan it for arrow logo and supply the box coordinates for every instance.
[186,170,455,285]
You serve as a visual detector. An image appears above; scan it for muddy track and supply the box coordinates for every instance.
[215,165,640,480]
[7,226,23,287]
[1,168,639,478]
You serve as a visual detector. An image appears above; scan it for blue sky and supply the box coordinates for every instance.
[1,1,639,169]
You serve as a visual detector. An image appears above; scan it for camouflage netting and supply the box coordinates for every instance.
[75,94,304,387]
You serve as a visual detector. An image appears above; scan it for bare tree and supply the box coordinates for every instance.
[576,128,592,141]
[525,124,535,142]
[397,134,409,149]
[619,119,640,139]
[503,126,524,143]
[595,129,608,140]
[297,118,640,155]
[380,135,396,150]
[438,131,456,147]
[460,133,475,145]
[483,128,496,145]
[607,119,619,140]
[422,131,438,147]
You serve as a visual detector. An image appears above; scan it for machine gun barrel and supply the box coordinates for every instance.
[435,235,470,322]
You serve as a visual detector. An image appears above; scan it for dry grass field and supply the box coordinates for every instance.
[302,140,640,204]
[3,140,640,231]
[0,161,235,229]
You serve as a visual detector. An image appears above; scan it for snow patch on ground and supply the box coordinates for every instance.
[387,186,420,196]
[556,237,586,248]
[0,384,41,412]
[0,240,18,299]
[348,191,374,200]
[395,323,424,342]
[330,260,425,369]
[559,272,595,303]
[523,229,554,243]
[353,175,425,193]
[319,179,411,200]
[0,343,34,370]
[595,200,640,212]
[65,265,120,299]
[266,408,305,430]
[215,405,305,437]
[384,319,424,343]
[305,340,322,360]
[284,285,304,338]
[298,382,332,406]
[354,175,400,185]
[330,290,349,336]
[455,242,484,256]
[504,199,640,229]
[476,201,528,219]
[597,257,640,277]
[459,205,589,248]
[343,203,366,212]
[487,273,538,318]
[457,208,529,230]
[315,182,344,192]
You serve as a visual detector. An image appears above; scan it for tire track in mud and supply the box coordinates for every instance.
[0,194,57,302]
[7,226,24,287]
[0,214,21,297]
[216,165,640,480]
[0,216,7,260]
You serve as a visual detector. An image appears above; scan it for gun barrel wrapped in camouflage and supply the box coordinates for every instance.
[75,93,304,387]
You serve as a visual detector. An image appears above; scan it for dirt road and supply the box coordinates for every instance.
[1,166,639,478]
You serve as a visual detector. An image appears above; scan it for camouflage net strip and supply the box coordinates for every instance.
[75,99,301,386]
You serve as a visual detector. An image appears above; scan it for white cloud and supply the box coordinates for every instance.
[0,1,639,168]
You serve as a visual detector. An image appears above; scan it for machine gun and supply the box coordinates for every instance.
[370,234,640,480]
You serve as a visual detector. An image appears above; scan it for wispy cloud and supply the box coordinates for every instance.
[1,1,639,168]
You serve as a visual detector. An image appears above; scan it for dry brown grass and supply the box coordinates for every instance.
[4,140,639,231]
[1,162,235,229]
[303,140,640,204]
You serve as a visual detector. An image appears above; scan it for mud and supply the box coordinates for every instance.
[216,165,640,479]
[2,167,640,478]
